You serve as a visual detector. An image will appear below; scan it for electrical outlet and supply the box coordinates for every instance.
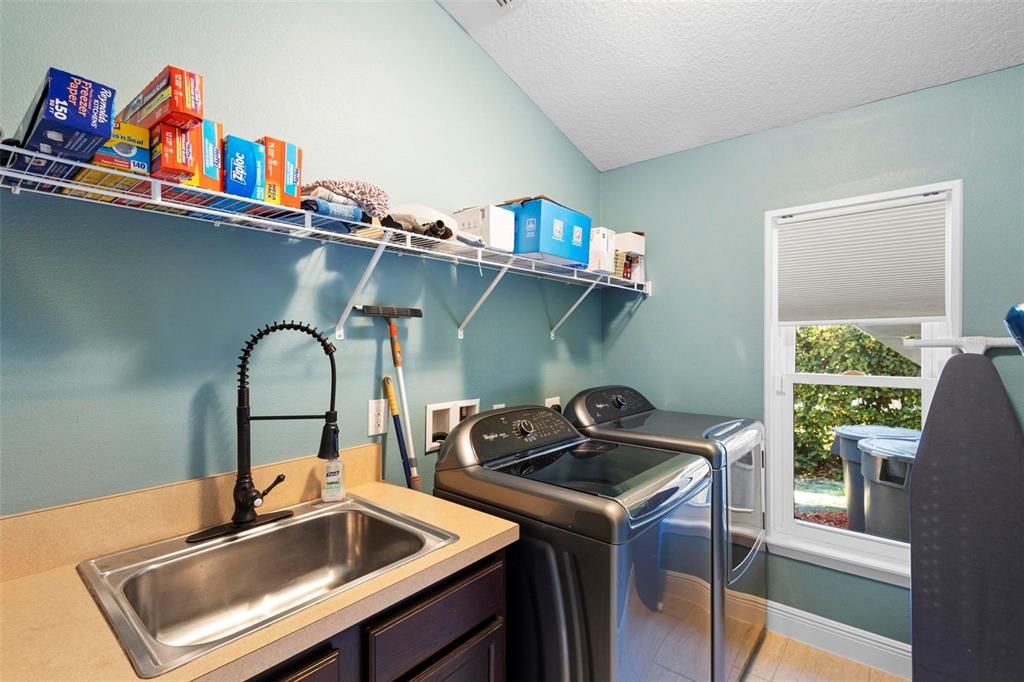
[368,398,387,436]
[492,403,506,409]
[545,396,561,410]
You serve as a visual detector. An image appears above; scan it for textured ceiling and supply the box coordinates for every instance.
[440,1,1024,170]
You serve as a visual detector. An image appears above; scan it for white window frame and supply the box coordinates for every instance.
[763,180,962,587]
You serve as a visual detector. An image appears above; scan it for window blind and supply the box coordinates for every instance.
[776,195,948,324]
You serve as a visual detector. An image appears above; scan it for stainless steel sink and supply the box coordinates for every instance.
[78,496,457,677]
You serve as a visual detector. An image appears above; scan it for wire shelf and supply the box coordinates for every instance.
[0,143,650,339]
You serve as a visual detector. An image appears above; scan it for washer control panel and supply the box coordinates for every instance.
[584,386,655,423]
[470,407,579,463]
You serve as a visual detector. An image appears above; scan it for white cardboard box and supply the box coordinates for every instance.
[588,226,617,273]
[615,231,646,256]
[453,204,515,252]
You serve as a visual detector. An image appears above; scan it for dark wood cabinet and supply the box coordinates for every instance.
[367,559,504,681]
[253,553,506,682]
[410,618,505,682]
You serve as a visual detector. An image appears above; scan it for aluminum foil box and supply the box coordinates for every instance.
[119,65,203,131]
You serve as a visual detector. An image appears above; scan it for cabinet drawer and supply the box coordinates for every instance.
[410,618,506,682]
[258,648,339,682]
[367,560,504,682]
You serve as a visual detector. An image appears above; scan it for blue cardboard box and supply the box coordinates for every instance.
[504,196,591,267]
[223,136,265,201]
[14,68,115,160]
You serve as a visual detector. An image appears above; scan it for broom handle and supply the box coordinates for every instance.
[389,321,421,490]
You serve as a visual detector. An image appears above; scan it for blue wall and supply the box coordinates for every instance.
[0,1,607,514]
[599,65,1024,643]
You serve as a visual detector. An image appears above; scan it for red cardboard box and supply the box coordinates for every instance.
[119,66,203,131]
[150,123,194,182]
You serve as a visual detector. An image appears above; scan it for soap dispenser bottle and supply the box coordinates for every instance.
[322,453,344,502]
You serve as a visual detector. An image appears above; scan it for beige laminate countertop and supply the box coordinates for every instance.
[0,481,518,682]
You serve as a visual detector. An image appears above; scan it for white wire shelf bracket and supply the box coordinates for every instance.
[0,144,650,338]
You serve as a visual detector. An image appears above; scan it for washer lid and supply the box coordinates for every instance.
[488,439,710,523]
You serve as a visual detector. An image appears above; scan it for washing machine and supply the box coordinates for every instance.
[565,385,767,681]
[434,405,736,681]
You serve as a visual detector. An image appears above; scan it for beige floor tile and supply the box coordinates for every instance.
[746,631,788,680]
[868,669,908,682]
[770,639,870,682]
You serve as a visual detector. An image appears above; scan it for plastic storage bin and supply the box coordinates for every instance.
[858,437,919,542]
[831,425,920,532]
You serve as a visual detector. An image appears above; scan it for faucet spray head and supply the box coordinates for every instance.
[318,411,340,459]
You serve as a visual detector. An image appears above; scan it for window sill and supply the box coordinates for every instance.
[766,532,911,588]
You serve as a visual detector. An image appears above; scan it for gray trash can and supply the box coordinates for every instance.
[831,425,920,532]
[858,437,918,542]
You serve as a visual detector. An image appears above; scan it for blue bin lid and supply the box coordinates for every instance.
[857,437,919,463]
[832,425,921,441]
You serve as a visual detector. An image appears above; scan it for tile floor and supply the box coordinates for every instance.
[741,632,907,682]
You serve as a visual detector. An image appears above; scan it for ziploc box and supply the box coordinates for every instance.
[14,68,116,159]
[182,120,224,192]
[223,136,266,201]
[150,123,194,182]
[257,137,302,208]
[502,196,591,267]
[68,120,150,201]
[119,66,203,131]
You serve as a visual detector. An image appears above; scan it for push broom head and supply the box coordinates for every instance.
[357,305,423,319]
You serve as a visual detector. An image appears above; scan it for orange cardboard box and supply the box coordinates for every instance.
[119,66,203,131]
[182,120,224,192]
[150,123,194,182]
[257,136,302,208]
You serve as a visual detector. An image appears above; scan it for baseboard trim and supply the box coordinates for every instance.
[766,600,912,678]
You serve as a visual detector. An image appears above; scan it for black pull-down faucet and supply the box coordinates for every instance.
[187,321,339,543]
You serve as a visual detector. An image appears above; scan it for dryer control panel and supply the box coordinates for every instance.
[470,407,580,463]
[581,386,655,423]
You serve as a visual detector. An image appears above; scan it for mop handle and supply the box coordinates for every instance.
[389,321,403,367]
[396,366,422,491]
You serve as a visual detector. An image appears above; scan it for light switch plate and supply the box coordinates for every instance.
[368,399,387,436]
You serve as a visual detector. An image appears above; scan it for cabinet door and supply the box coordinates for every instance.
[367,559,504,681]
[410,618,506,682]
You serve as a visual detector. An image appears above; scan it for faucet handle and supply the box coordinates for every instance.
[260,474,286,499]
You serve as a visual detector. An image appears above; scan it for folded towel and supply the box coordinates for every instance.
[302,179,389,218]
[302,197,363,223]
[303,186,358,206]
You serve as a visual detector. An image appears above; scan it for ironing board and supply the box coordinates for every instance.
[911,353,1024,680]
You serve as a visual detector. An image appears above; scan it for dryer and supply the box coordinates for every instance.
[434,405,728,681]
[565,385,767,681]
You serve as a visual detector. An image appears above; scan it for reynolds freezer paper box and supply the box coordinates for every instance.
[10,67,115,189]
[223,136,265,201]
[15,67,116,159]
[182,120,224,192]
[119,65,203,131]
[150,123,194,181]
[257,137,302,208]
[67,120,150,201]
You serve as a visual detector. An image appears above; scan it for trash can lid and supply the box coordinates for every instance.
[832,425,921,441]
[857,437,919,463]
